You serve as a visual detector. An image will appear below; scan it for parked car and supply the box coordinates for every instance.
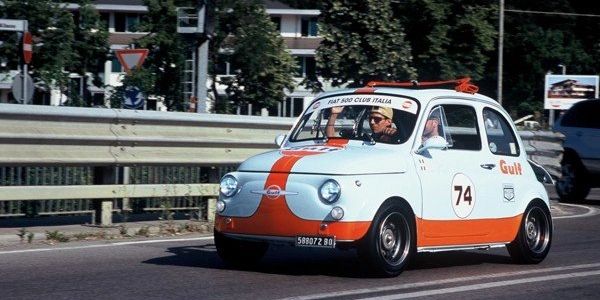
[214,79,553,277]
[553,99,600,202]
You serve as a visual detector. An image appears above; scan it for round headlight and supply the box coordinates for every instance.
[319,179,341,203]
[220,175,238,197]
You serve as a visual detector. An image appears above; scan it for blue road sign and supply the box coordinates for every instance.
[123,86,145,109]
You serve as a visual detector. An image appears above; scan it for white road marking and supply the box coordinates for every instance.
[553,202,600,219]
[0,236,214,255]
[282,262,600,300]
[357,270,600,300]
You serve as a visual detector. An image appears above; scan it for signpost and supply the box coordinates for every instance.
[0,19,30,104]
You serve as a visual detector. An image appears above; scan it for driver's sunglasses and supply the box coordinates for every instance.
[369,116,385,124]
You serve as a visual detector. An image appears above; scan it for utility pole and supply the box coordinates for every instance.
[196,1,209,113]
[497,0,504,106]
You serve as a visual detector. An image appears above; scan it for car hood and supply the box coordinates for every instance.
[238,144,408,175]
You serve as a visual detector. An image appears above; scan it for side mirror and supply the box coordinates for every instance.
[275,134,287,147]
[416,135,448,154]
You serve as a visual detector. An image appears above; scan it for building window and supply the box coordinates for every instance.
[115,13,126,32]
[295,56,316,78]
[126,13,141,32]
[114,13,142,32]
[270,16,281,31]
[301,17,318,37]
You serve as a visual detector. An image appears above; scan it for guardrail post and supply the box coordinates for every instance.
[206,167,219,223]
[93,166,116,226]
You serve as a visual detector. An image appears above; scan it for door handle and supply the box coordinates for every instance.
[480,163,496,170]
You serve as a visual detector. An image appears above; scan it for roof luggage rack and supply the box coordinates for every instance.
[366,77,479,94]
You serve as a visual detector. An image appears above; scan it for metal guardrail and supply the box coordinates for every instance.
[0,103,295,225]
[0,103,563,225]
[0,103,295,166]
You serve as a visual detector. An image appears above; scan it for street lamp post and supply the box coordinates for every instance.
[498,0,505,106]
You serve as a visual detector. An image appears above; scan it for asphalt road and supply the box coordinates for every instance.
[1,191,599,300]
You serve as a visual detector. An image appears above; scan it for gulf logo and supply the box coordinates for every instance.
[312,101,321,109]
[402,100,412,109]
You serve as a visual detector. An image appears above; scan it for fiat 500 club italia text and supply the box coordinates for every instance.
[214,80,553,277]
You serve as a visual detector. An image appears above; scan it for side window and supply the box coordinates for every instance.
[483,108,520,156]
[436,104,481,151]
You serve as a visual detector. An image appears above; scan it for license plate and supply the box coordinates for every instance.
[295,236,336,248]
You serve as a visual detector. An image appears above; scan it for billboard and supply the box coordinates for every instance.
[544,75,599,110]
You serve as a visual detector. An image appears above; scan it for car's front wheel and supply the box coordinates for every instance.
[507,201,552,264]
[358,201,416,277]
[214,230,268,266]
[556,154,590,202]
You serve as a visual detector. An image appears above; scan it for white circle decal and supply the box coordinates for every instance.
[451,173,475,219]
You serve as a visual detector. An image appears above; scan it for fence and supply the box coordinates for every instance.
[0,103,563,226]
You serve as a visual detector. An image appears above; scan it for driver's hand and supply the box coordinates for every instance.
[382,127,397,136]
[331,106,344,114]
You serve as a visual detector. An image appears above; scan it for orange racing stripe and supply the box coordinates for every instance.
[416,215,522,247]
[215,139,371,241]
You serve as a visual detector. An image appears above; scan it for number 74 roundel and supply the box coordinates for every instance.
[451,173,476,219]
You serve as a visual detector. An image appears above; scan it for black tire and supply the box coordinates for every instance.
[214,230,268,266]
[358,201,416,277]
[556,154,590,202]
[507,201,552,264]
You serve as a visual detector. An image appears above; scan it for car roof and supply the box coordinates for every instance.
[314,87,501,110]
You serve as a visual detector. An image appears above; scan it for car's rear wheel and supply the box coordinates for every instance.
[556,154,590,202]
[507,201,552,264]
[214,230,268,266]
[358,201,415,277]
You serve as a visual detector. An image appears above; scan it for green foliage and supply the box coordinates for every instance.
[131,0,189,111]
[209,0,296,112]
[316,0,416,88]
[71,0,110,77]
[0,0,108,105]
[45,230,70,242]
[393,0,497,82]
[0,0,76,93]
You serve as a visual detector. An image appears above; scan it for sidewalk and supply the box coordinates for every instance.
[0,215,213,247]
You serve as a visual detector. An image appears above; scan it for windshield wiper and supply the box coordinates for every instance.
[311,111,328,141]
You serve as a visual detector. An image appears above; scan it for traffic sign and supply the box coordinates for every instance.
[115,49,149,73]
[12,72,34,104]
[23,31,32,64]
[123,86,145,109]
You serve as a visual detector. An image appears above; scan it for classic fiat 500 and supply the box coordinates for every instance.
[214,79,553,276]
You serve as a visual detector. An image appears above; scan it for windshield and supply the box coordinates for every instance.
[289,94,420,144]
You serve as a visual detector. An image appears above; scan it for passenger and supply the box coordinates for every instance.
[422,114,440,143]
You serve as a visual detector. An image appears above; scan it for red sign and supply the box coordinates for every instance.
[115,49,149,73]
[23,31,32,64]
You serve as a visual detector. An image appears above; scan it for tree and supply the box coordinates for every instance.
[501,0,597,117]
[109,0,189,111]
[393,0,497,82]
[316,0,416,88]
[0,0,76,103]
[209,0,296,113]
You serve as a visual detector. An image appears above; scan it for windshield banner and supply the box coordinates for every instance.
[308,95,418,115]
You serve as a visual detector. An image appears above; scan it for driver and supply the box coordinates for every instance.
[369,106,398,143]
[326,106,399,143]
